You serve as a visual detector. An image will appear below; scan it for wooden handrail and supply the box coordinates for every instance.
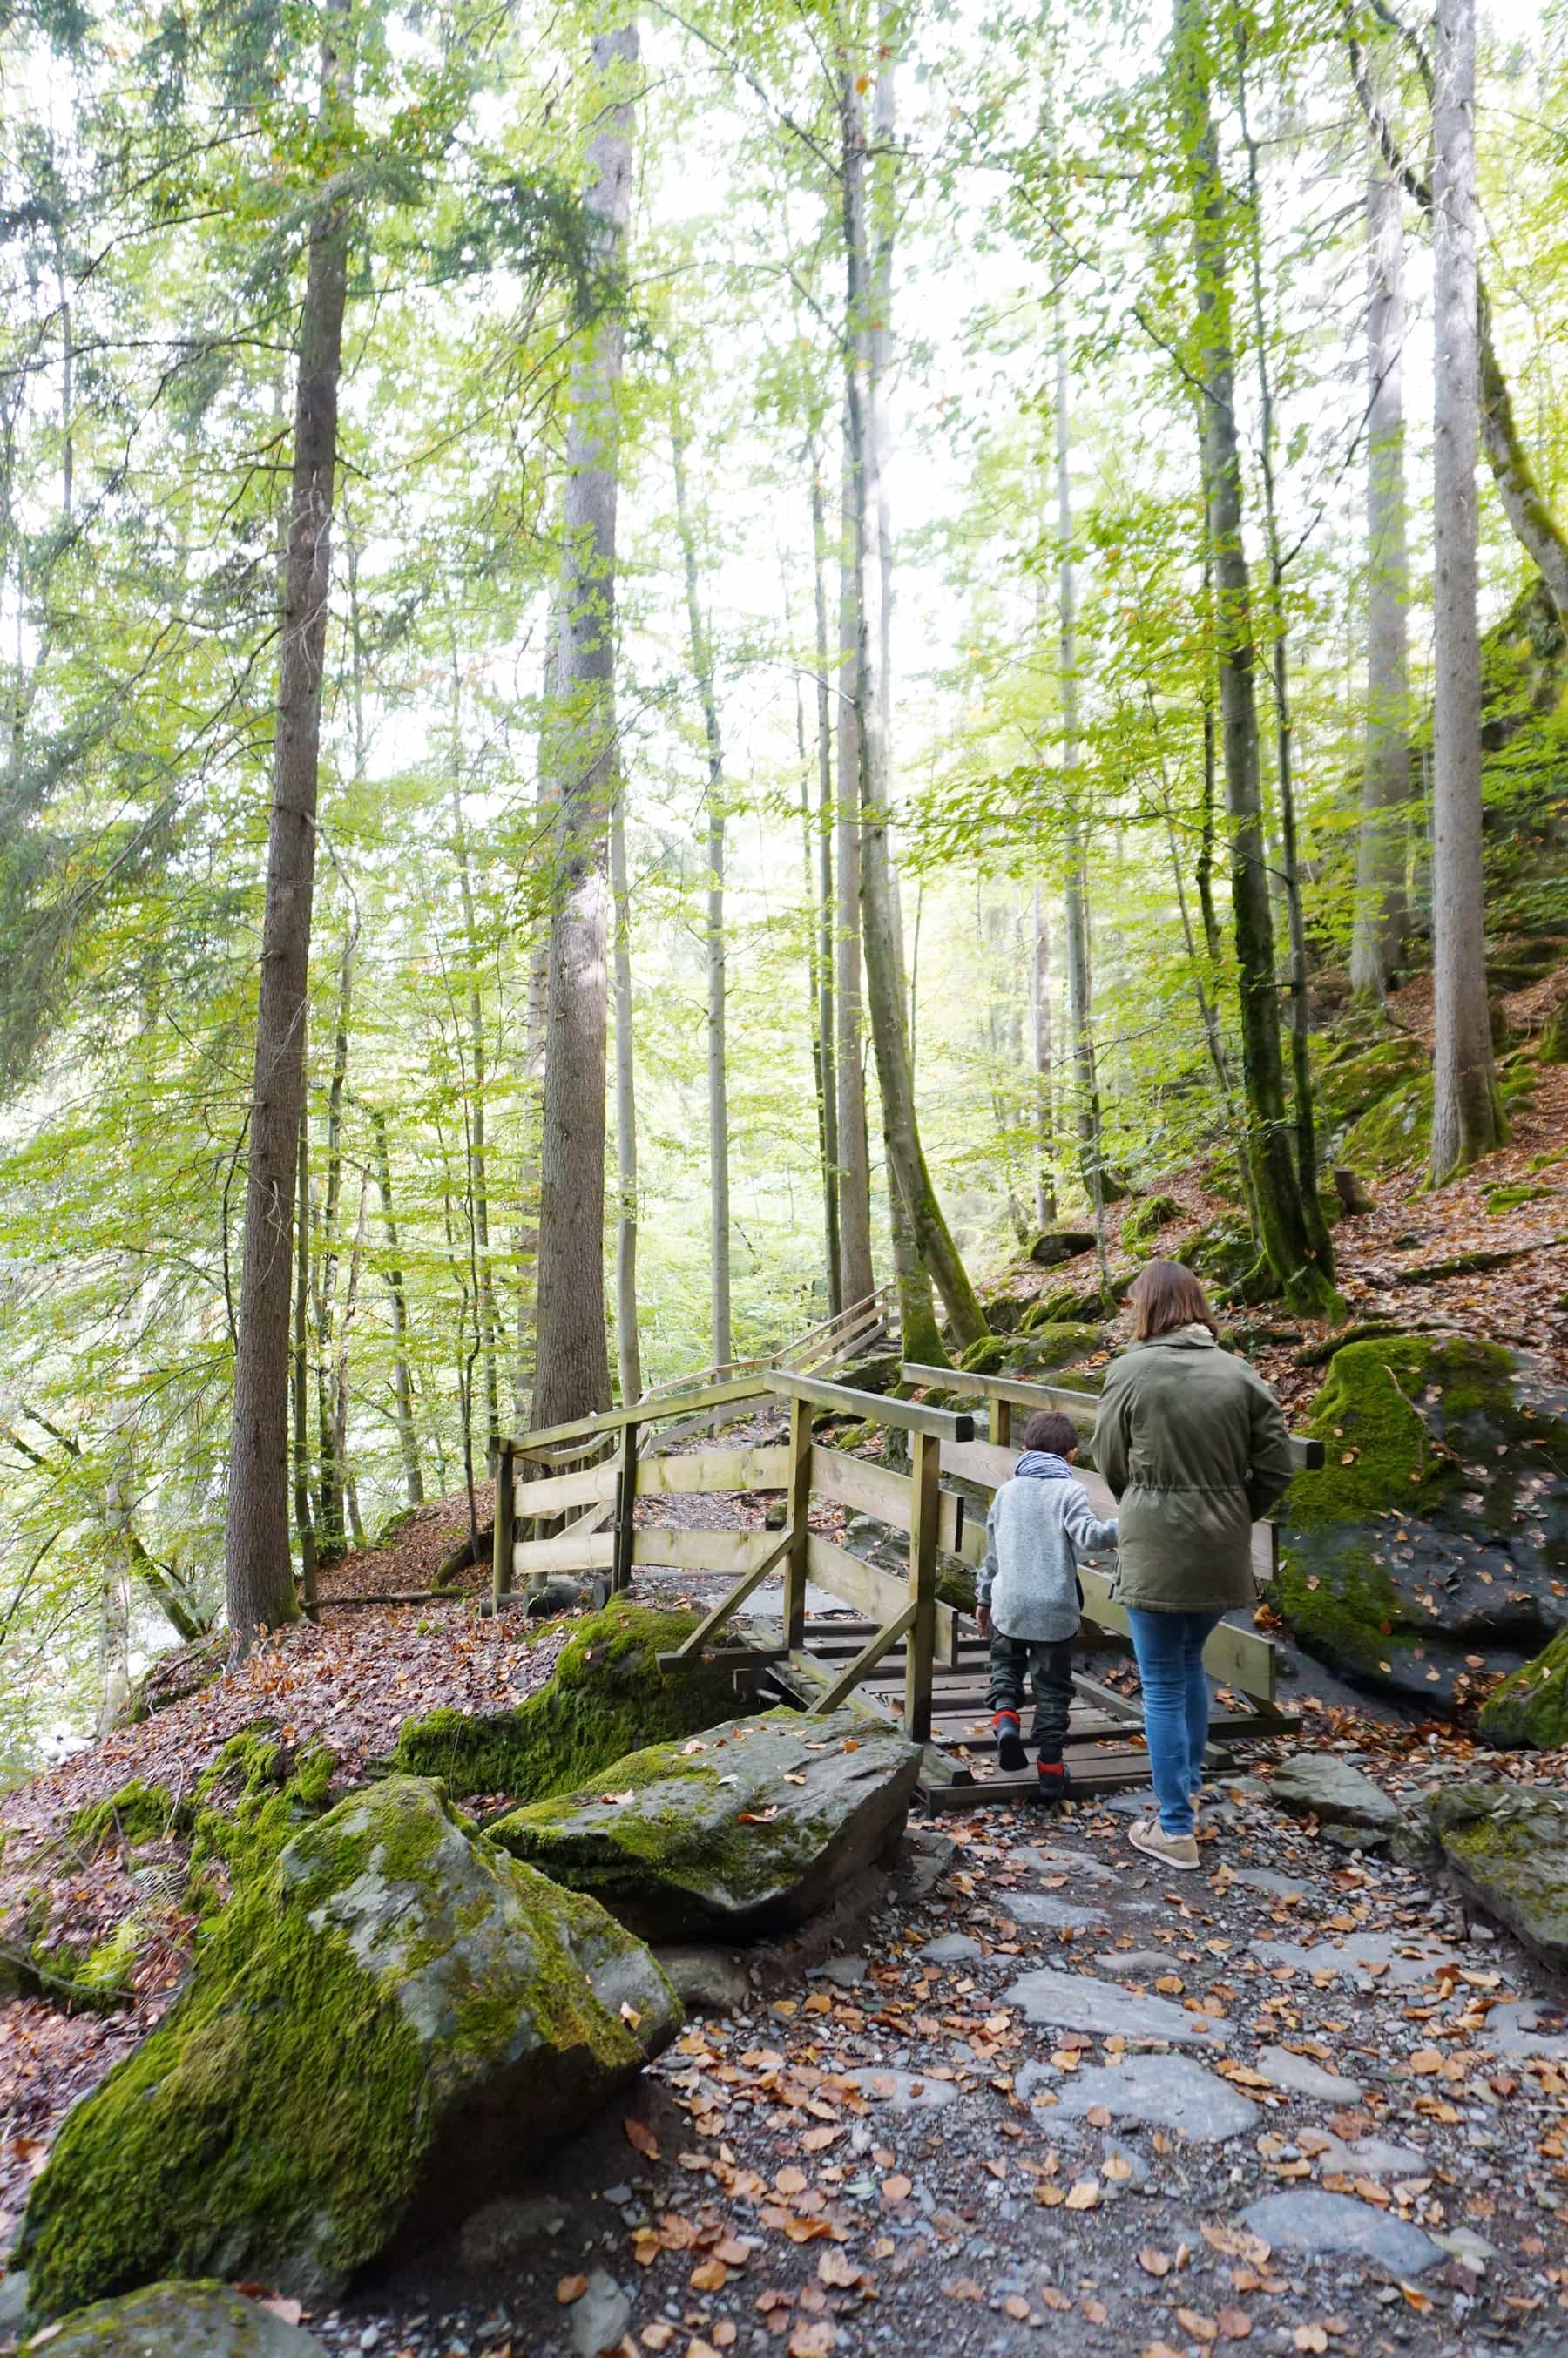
[902,1362,1323,1471]
[769,1368,975,1443]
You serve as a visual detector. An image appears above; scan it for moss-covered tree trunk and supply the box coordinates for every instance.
[1172,0,1338,1316]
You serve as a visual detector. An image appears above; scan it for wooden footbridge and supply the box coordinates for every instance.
[492,1296,1322,1808]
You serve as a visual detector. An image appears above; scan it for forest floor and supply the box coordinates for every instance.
[3,1027,1568,2355]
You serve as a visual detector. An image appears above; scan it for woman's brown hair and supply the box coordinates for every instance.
[1127,1257,1218,1341]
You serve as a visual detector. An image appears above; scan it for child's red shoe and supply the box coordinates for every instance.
[993,1709,1027,1773]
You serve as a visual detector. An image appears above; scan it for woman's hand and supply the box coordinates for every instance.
[977,1605,991,1638]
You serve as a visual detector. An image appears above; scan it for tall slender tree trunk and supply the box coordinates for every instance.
[809,457,843,1315]
[609,794,642,1402]
[371,1109,423,1507]
[671,413,731,1371]
[1351,123,1412,998]
[532,16,638,1430]
[841,65,983,1353]
[1054,298,1109,1231]
[293,1108,319,1612]
[225,0,353,1645]
[449,699,500,1443]
[1429,0,1505,1183]
[513,614,556,1429]
[1232,42,1332,1258]
[1031,887,1056,1225]
[834,422,875,1310]
[335,1172,368,1546]
[1172,0,1337,1314]
[314,935,352,1547]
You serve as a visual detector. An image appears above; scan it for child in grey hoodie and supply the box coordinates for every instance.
[977,1409,1118,1798]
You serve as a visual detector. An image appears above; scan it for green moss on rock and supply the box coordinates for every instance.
[17,1778,679,2322]
[1120,1193,1184,1252]
[958,1325,1101,1379]
[391,1605,742,1803]
[186,1732,337,1895]
[1314,1035,1427,1134]
[66,1780,182,1855]
[1477,1625,1568,1748]
[1340,1072,1433,1174]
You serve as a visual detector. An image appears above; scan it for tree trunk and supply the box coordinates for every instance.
[810,454,843,1316]
[834,422,875,1311]
[224,0,353,1647]
[1348,24,1568,631]
[1031,888,1056,1225]
[1429,0,1506,1183]
[841,66,983,1352]
[449,722,500,1444]
[1350,124,1411,998]
[1231,40,1333,1263]
[671,412,731,1371]
[314,935,352,1548]
[1173,0,1338,1314]
[371,1109,423,1508]
[333,1169,368,1548]
[609,793,642,1403]
[531,16,638,1431]
[1053,300,1108,1224]
[293,1108,319,1613]
[512,618,556,1430]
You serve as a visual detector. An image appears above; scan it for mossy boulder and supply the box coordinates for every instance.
[957,1325,1101,1380]
[391,1604,746,1803]
[1415,1780,1568,1974]
[1313,1035,1428,1139]
[1277,1335,1568,1710]
[1483,1182,1558,1216]
[1477,1625,1568,1748]
[21,2280,328,2355]
[1026,1228,1096,1268]
[1185,1220,1263,1299]
[1120,1193,1185,1252]
[66,1780,183,1855]
[490,1707,921,1942]
[17,1777,679,2322]
[1339,1072,1433,1175]
[186,1731,337,1900]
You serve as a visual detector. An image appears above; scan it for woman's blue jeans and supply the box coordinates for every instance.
[1125,1608,1224,1837]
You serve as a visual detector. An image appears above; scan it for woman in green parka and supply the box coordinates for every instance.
[1092,1259,1293,1871]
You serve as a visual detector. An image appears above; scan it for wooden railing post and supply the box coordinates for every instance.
[905,1428,939,1744]
[492,1441,515,1611]
[783,1394,813,1648]
[612,1423,639,1594]
[993,1395,1013,1449]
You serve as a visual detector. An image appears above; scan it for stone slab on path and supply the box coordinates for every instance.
[1016,1846,1119,1883]
[838,2067,958,2111]
[1240,2189,1442,2275]
[1095,1949,1180,1977]
[1267,1755,1400,1832]
[1001,1889,1115,1933]
[1232,1868,1314,1901]
[1249,1929,1465,1986]
[998,1967,1231,2045]
[1484,2000,1568,2061]
[1051,2053,1259,2142]
[1254,2047,1366,2104]
[920,1932,982,1963]
[24,2281,329,2355]
[1305,2132,1427,2179]
[568,2270,631,2358]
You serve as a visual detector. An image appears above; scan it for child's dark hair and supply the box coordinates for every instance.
[1022,1409,1079,1456]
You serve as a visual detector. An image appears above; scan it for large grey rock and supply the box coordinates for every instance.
[998,1967,1230,2045]
[23,2281,328,2355]
[921,1932,982,1963]
[1267,1755,1399,1832]
[1254,2046,1364,2103]
[653,1942,750,2012]
[17,1780,679,2323]
[1052,2054,1258,2142]
[1240,2190,1442,2274]
[490,1706,921,1942]
[1419,1780,1568,1974]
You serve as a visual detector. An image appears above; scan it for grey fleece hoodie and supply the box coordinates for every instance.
[977,1449,1119,1643]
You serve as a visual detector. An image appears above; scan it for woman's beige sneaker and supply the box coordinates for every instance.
[1129,1819,1200,1872]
